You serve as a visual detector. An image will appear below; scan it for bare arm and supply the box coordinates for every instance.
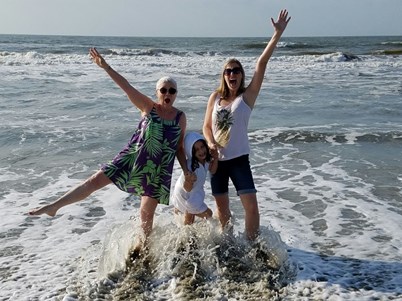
[208,147,219,175]
[89,48,154,114]
[202,91,219,152]
[177,112,195,193]
[243,9,291,108]
[176,113,189,174]
[183,172,197,192]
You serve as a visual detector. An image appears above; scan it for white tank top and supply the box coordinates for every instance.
[212,94,251,161]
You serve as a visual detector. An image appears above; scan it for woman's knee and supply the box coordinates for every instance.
[214,194,229,208]
[84,171,111,191]
[240,194,259,215]
[140,197,158,219]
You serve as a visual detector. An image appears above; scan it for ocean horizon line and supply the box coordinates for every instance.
[1,32,401,39]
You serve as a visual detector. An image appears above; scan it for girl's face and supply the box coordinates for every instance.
[193,140,208,163]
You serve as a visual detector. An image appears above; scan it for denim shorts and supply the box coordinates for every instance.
[211,155,257,196]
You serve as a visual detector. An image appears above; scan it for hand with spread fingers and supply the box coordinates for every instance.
[271,9,291,34]
[89,47,109,70]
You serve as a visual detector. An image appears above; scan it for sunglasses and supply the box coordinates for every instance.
[223,67,242,76]
[159,87,177,95]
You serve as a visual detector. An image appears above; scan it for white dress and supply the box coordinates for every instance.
[171,132,210,214]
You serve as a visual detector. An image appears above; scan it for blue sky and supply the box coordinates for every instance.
[1,0,401,37]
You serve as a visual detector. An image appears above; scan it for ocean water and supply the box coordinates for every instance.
[1,34,402,300]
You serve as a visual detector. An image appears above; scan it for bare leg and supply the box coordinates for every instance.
[240,193,260,241]
[195,208,213,220]
[139,196,159,242]
[184,213,195,225]
[28,170,112,217]
[126,196,158,265]
[127,196,159,262]
[214,194,232,231]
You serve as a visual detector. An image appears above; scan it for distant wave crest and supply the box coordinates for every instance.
[107,47,183,57]
[251,129,402,145]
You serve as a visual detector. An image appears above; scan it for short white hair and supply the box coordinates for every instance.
[156,76,177,90]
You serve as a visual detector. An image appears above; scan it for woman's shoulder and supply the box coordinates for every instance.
[143,102,157,115]
[174,107,186,125]
[210,91,220,99]
[174,107,185,118]
[208,91,222,103]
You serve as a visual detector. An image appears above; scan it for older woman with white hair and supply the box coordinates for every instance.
[29,48,188,251]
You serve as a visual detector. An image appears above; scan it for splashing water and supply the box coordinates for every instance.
[62,214,294,300]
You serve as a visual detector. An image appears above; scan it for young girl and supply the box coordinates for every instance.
[171,132,218,225]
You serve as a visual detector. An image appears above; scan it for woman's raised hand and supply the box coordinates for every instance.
[89,47,109,70]
[271,9,291,33]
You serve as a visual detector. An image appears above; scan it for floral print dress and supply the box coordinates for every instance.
[102,106,183,205]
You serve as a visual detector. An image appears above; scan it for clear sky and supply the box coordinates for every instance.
[1,0,402,37]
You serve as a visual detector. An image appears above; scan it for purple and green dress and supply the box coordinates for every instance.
[102,106,183,205]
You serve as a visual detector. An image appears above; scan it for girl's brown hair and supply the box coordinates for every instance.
[191,139,212,171]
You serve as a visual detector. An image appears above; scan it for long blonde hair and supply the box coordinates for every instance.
[216,58,246,100]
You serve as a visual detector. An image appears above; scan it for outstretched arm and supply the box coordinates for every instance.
[243,9,291,108]
[89,48,154,114]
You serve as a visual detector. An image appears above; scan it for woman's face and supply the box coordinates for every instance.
[223,63,243,92]
[156,84,177,105]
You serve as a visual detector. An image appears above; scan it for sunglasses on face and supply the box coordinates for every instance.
[223,67,242,76]
[159,87,177,95]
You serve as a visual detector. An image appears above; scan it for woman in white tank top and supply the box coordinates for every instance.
[203,9,291,241]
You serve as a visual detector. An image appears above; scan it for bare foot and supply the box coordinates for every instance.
[28,204,58,217]
[125,238,152,269]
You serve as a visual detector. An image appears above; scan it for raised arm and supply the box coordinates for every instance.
[243,9,291,108]
[89,48,154,114]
